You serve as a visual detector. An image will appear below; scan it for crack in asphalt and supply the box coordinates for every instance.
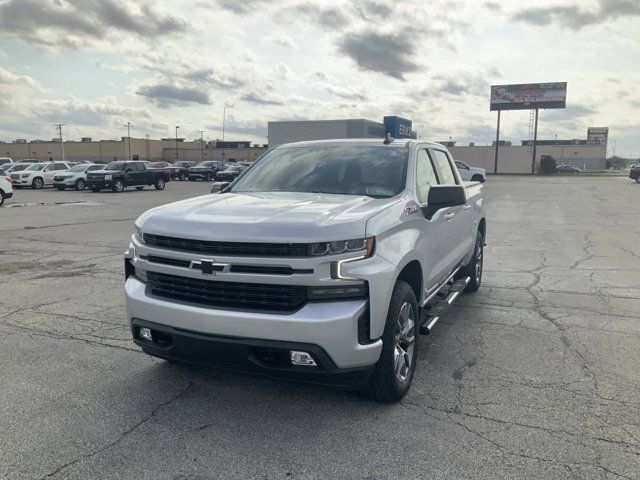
[39,383,194,479]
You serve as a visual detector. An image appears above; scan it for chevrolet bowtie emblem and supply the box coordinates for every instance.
[189,259,231,275]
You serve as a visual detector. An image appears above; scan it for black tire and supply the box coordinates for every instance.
[0,190,4,207]
[56,186,65,191]
[75,179,85,191]
[471,174,484,183]
[362,281,419,403]
[32,177,44,189]
[112,179,124,193]
[635,177,640,184]
[91,186,101,192]
[179,172,186,181]
[135,186,144,190]
[204,172,211,181]
[154,178,165,190]
[457,231,483,293]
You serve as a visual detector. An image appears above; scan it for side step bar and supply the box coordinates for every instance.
[419,276,470,335]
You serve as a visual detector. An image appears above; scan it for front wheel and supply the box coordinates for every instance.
[471,174,484,183]
[75,179,85,190]
[179,172,186,181]
[32,177,44,189]
[362,281,418,403]
[112,179,124,193]
[635,177,640,184]
[154,178,165,190]
[0,191,5,207]
[204,172,211,181]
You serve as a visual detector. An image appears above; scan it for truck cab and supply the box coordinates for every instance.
[124,138,486,401]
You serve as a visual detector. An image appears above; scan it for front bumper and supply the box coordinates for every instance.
[188,172,208,180]
[125,275,382,372]
[3,191,12,198]
[53,179,77,187]
[131,318,374,388]
[86,180,113,188]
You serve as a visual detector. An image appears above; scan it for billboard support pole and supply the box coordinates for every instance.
[494,110,501,174]
[531,108,539,174]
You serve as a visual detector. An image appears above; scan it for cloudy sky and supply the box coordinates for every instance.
[0,0,638,156]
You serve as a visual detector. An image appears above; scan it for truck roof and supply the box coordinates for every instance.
[275,138,444,149]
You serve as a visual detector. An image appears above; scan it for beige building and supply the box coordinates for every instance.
[0,137,268,164]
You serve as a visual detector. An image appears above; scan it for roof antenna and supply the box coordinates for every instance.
[383,133,394,144]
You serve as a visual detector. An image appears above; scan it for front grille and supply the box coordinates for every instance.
[142,255,313,275]
[11,174,19,180]
[147,271,307,311]
[144,234,308,257]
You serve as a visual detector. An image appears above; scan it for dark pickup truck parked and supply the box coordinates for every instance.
[629,165,640,183]
[188,161,224,181]
[86,161,170,193]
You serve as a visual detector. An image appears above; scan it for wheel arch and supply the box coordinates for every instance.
[395,260,423,305]
[478,217,486,241]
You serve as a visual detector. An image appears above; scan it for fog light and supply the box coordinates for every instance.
[290,350,317,367]
[139,327,152,341]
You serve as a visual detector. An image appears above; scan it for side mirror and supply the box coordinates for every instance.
[422,185,466,219]
[210,181,230,194]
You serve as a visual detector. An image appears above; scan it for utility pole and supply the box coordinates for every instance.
[124,122,132,162]
[198,130,205,163]
[175,126,180,162]
[54,124,66,162]
[222,107,227,165]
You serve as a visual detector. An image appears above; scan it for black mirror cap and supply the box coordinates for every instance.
[423,185,466,219]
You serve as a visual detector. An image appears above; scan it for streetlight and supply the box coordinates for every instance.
[198,130,205,163]
[175,126,180,162]
[124,122,132,162]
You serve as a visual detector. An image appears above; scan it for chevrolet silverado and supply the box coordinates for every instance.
[124,138,486,402]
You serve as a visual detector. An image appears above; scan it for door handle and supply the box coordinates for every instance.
[444,212,455,221]
[463,205,471,211]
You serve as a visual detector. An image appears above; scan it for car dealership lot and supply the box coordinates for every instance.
[1,177,639,479]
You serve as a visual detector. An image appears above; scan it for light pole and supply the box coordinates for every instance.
[175,126,180,162]
[198,130,205,163]
[124,122,132,162]
[54,124,66,162]
[222,107,227,164]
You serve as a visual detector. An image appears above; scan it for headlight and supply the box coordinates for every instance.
[104,174,112,180]
[308,237,374,256]
[134,225,144,244]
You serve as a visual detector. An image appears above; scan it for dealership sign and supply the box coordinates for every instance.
[587,127,609,145]
[383,116,417,139]
[490,82,567,111]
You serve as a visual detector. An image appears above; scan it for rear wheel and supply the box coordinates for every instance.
[32,177,44,189]
[457,231,483,293]
[112,179,124,193]
[362,281,418,403]
[75,178,85,191]
[154,178,165,190]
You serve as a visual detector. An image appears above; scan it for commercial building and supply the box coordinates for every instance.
[268,115,416,147]
[0,137,267,164]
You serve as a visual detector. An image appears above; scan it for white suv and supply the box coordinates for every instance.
[11,162,71,189]
[0,170,13,206]
[53,163,104,191]
[454,160,486,183]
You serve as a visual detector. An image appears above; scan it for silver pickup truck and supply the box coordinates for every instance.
[124,138,486,402]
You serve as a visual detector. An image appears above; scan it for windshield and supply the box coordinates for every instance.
[231,145,408,198]
[104,162,125,171]
[26,164,46,171]
[70,165,88,172]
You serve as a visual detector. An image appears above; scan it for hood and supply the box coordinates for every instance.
[138,191,400,243]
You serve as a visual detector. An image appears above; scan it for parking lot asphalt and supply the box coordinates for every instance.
[1,176,639,480]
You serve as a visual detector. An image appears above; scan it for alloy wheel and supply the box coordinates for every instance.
[393,302,416,383]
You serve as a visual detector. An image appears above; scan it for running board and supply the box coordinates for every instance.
[419,276,470,335]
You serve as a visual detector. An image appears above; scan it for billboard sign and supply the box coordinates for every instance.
[490,82,567,111]
[587,127,609,145]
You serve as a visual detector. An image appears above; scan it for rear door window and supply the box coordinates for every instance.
[430,149,457,185]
